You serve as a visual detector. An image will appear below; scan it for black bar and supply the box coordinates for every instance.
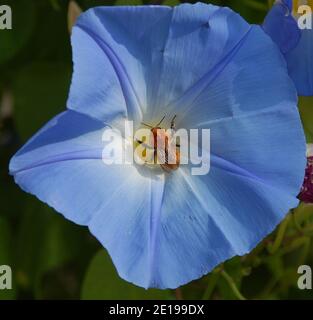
[0,300,310,318]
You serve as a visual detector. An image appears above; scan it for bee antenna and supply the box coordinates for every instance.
[156,115,166,127]
[171,115,177,129]
[141,122,153,128]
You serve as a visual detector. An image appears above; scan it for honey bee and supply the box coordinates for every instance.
[136,115,180,172]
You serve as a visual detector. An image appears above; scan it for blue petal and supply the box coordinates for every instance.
[263,1,313,96]
[152,165,298,288]
[89,174,166,289]
[68,26,129,124]
[9,110,149,226]
[9,110,167,288]
[173,25,297,128]
[286,29,313,96]
[68,3,252,122]
[138,8,305,287]
[263,1,301,54]
[147,108,305,289]
[68,5,173,122]
[207,106,306,198]
[282,0,293,11]
[151,3,251,118]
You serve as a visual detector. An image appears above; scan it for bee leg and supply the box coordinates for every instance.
[160,164,171,173]
[170,115,177,130]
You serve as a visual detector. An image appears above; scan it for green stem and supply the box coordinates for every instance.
[258,276,278,299]
[268,214,290,254]
[291,208,304,234]
[280,236,309,255]
[202,272,220,300]
[241,0,268,11]
[298,237,311,266]
[221,270,246,301]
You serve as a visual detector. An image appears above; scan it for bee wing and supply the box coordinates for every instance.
[167,130,180,148]
[156,148,167,165]
[167,129,175,141]
[145,148,155,163]
[167,148,178,164]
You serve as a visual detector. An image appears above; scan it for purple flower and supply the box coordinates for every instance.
[299,145,313,203]
[263,0,313,96]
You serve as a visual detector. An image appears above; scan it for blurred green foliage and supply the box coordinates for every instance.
[82,250,173,299]
[0,0,313,300]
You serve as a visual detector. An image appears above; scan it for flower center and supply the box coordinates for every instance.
[133,116,180,172]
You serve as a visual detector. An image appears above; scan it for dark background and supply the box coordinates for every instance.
[1,0,313,300]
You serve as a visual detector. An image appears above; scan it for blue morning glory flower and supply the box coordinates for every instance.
[9,3,306,289]
[263,0,313,96]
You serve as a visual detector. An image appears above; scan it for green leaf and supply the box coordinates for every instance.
[293,203,313,226]
[226,0,267,24]
[0,217,11,266]
[81,250,173,299]
[163,0,180,6]
[0,0,36,65]
[115,0,143,4]
[12,62,71,141]
[239,0,268,11]
[49,0,61,11]
[29,2,72,61]
[15,197,90,297]
[299,96,313,143]
[266,255,284,279]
